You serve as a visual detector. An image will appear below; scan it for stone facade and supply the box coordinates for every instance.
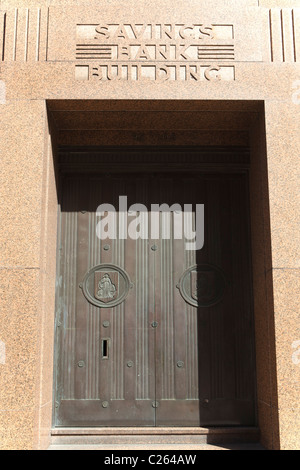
[0,0,299,450]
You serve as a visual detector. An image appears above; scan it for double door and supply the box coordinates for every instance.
[54,171,256,427]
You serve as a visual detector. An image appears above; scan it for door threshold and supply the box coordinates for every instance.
[52,426,259,435]
[51,427,260,447]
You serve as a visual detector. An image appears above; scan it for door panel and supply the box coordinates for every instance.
[54,170,256,427]
[55,175,156,426]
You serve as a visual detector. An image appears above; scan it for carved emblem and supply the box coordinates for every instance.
[95,272,118,303]
[81,264,133,308]
[191,270,216,303]
[177,264,227,308]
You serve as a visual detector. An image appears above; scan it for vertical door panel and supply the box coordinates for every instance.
[153,174,256,426]
[55,175,155,426]
[154,176,200,425]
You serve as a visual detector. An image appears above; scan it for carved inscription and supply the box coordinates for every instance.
[75,23,235,82]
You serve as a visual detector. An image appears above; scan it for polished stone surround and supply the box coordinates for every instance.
[0,0,299,450]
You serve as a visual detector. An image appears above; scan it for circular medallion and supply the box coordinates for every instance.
[81,264,132,308]
[177,264,227,308]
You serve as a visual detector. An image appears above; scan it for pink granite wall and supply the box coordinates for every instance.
[0,0,299,450]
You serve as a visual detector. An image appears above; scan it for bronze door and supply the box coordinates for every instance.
[54,171,256,427]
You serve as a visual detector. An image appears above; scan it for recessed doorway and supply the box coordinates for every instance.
[53,147,257,427]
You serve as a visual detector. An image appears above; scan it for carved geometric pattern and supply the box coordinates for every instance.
[0,7,49,62]
[268,8,299,63]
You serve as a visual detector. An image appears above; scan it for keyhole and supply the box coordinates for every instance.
[102,339,110,359]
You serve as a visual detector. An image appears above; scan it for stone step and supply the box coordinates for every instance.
[50,427,260,447]
[48,443,265,451]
